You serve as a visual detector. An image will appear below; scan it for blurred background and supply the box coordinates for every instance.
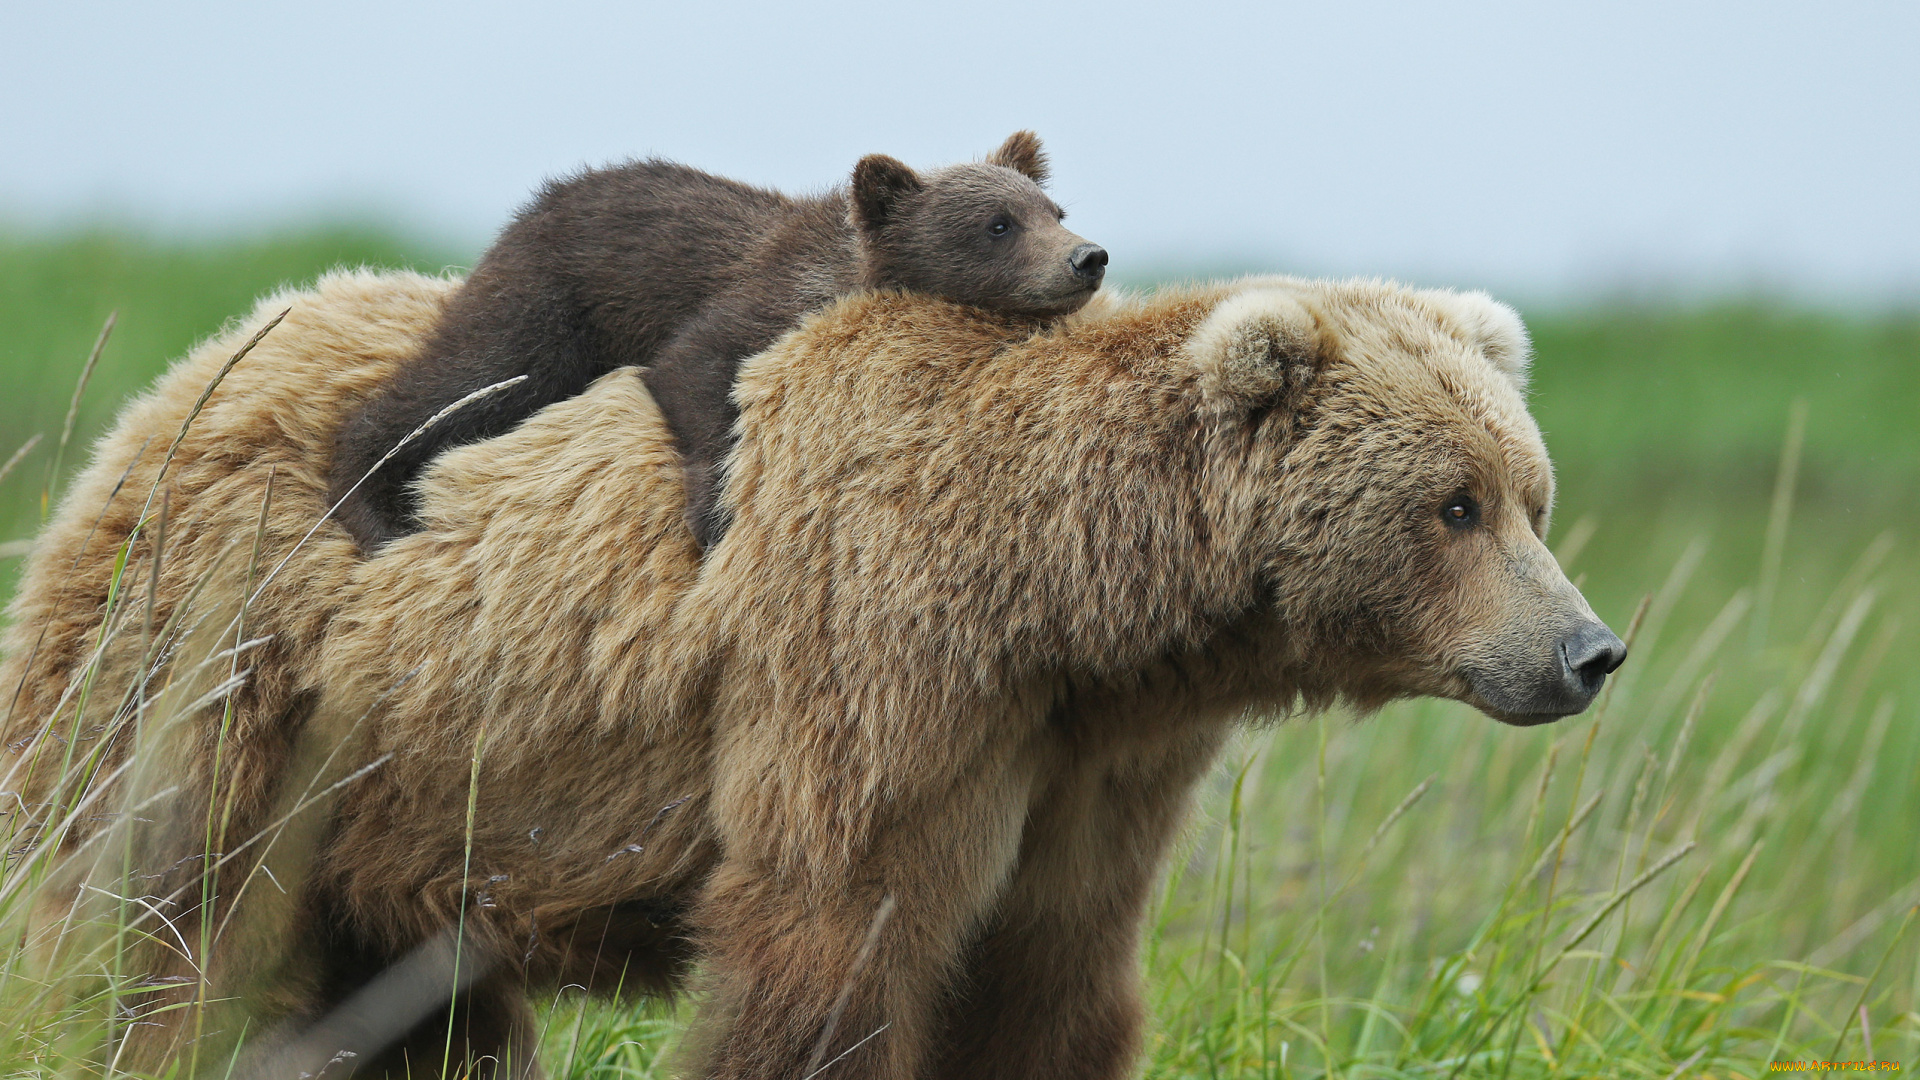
[3,1,1916,1074]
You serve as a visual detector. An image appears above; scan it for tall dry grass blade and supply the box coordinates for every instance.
[1265,770,1436,999]
[1551,514,1597,571]
[1606,540,1704,711]
[1666,839,1763,1028]
[1826,905,1917,1062]
[1637,859,1713,993]
[137,308,287,528]
[1796,533,1896,664]
[1519,793,1603,885]
[1804,696,1898,868]
[0,433,44,489]
[442,722,491,1073]
[1445,843,1696,1080]
[806,894,898,1078]
[136,489,169,732]
[1660,673,1715,791]
[194,465,279,1064]
[1498,720,1603,1078]
[1592,594,1651,721]
[1398,732,1559,1070]
[95,541,246,745]
[11,305,277,747]
[42,311,115,513]
[44,526,158,830]
[1314,714,1333,1061]
[801,1023,893,1080]
[1808,875,1920,973]
[1643,591,1744,728]
[1356,773,1435,865]
[1834,615,1900,727]
[76,883,201,980]
[1751,397,1807,652]
[209,672,421,946]
[1523,739,1562,854]
[2,434,152,733]
[14,530,240,830]
[1683,689,1778,839]
[1773,587,1876,750]
[1660,1045,1706,1080]
[1540,720,1603,928]
[239,374,527,616]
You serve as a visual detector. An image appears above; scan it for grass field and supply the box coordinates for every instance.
[1,230,1916,1077]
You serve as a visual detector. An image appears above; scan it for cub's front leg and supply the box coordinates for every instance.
[639,299,799,550]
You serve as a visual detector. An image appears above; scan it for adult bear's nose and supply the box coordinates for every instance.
[1070,244,1108,282]
[1561,621,1628,698]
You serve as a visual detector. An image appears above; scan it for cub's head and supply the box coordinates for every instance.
[849,131,1105,319]
[1190,280,1625,725]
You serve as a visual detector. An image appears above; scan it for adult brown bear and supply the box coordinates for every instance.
[0,271,1622,1078]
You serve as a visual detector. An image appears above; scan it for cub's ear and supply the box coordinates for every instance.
[986,130,1050,186]
[1427,289,1533,391]
[852,154,925,231]
[1186,288,1325,412]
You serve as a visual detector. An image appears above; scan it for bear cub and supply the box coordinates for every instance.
[330,131,1108,552]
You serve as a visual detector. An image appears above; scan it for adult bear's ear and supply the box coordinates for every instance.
[1424,289,1533,391]
[986,130,1050,186]
[852,154,925,231]
[1185,288,1326,413]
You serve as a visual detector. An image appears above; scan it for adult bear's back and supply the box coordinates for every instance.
[0,270,458,858]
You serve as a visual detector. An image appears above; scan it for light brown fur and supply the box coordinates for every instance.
[0,270,1611,1078]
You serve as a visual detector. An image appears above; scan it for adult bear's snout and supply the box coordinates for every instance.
[1468,615,1628,726]
[1561,621,1627,700]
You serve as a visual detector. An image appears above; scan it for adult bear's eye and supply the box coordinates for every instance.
[987,215,1013,237]
[1441,493,1480,530]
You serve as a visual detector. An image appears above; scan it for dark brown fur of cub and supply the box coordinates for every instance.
[329,131,1104,551]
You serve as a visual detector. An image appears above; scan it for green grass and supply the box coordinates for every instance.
[0,227,463,538]
[2,230,1916,1077]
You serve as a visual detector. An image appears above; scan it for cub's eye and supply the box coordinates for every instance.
[987,215,1013,237]
[1441,494,1480,531]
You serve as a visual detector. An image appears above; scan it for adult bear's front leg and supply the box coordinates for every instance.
[685,752,1035,1080]
[929,724,1231,1080]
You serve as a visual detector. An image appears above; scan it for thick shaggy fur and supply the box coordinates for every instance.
[1,269,1613,1078]
[330,131,1104,553]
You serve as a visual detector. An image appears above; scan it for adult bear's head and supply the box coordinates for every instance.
[1185,281,1627,725]
[848,131,1106,319]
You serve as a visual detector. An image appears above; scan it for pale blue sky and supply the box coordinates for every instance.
[4,0,1915,302]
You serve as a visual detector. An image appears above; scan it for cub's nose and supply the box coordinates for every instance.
[1561,622,1628,698]
[1070,244,1108,283]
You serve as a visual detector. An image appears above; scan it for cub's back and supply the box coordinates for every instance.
[448,160,808,359]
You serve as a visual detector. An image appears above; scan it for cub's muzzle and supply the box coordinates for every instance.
[1070,243,1109,284]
